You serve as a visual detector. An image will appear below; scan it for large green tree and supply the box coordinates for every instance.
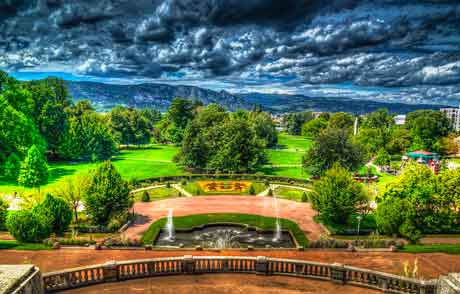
[18,145,49,188]
[3,152,21,181]
[249,111,278,147]
[158,98,198,143]
[177,105,267,173]
[283,112,314,135]
[406,110,451,152]
[309,163,367,225]
[375,163,449,242]
[303,127,366,175]
[26,78,72,155]
[34,194,72,235]
[59,101,117,161]
[84,161,130,225]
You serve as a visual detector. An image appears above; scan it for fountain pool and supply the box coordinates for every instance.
[154,224,295,248]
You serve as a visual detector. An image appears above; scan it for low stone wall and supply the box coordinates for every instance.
[0,265,43,294]
[41,255,439,294]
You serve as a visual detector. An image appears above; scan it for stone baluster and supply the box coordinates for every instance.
[183,255,195,274]
[330,263,347,285]
[256,256,269,275]
[102,261,119,283]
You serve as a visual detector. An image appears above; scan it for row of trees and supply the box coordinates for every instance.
[300,108,454,176]
[176,104,277,173]
[0,161,131,242]
[0,71,164,186]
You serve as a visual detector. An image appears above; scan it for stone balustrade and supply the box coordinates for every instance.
[40,255,441,293]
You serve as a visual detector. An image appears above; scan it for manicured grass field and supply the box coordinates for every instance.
[141,213,308,247]
[0,144,185,195]
[274,186,307,202]
[0,240,51,250]
[132,187,182,202]
[401,244,460,255]
[262,133,312,178]
[0,134,312,196]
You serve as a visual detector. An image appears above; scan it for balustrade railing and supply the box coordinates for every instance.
[42,256,438,294]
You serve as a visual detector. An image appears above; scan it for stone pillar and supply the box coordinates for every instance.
[377,277,389,292]
[330,263,347,284]
[183,255,195,274]
[102,261,119,282]
[437,273,460,294]
[256,256,269,275]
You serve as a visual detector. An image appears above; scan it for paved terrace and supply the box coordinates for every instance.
[125,195,326,241]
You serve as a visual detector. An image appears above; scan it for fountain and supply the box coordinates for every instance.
[154,224,294,248]
[272,192,282,242]
[164,208,175,241]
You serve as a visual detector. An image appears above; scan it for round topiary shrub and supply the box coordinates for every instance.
[301,192,308,202]
[34,194,72,235]
[6,210,52,243]
[165,182,171,188]
[141,191,150,202]
[267,189,273,197]
[248,185,256,195]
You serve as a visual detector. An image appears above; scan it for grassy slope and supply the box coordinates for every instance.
[0,133,312,195]
[263,133,312,179]
[0,144,185,195]
[274,186,306,201]
[141,213,308,247]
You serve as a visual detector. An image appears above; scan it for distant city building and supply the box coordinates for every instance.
[440,107,460,131]
[394,114,406,125]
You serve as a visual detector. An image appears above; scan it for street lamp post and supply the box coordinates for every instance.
[356,215,362,244]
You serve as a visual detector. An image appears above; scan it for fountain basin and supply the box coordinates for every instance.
[154,223,296,248]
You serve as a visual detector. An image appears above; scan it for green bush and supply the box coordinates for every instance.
[267,188,273,197]
[6,210,51,243]
[248,185,256,195]
[34,194,72,235]
[301,192,308,202]
[141,191,150,202]
[0,198,8,230]
[165,182,171,188]
[180,179,187,185]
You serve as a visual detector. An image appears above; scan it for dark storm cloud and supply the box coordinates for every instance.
[1,0,460,104]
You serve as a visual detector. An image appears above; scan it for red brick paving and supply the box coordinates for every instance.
[2,249,460,279]
[127,196,326,241]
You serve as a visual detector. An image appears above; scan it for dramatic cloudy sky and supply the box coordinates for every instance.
[1,0,460,105]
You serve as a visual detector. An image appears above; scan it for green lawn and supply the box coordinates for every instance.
[0,144,184,195]
[401,244,460,255]
[132,187,182,201]
[262,133,312,179]
[0,240,51,250]
[141,213,308,247]
[274,186,307,201]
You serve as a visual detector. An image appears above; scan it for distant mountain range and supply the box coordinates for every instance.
[67,81,446,114]
[67,81,249,112]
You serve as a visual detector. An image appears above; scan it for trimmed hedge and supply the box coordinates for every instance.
[134,174,310,189]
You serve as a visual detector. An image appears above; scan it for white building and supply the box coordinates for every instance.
[440,107,460,131]
[394,114,406,125]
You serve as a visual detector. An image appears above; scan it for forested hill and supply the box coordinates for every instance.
[238,93,446,114]
[67,81,250,112]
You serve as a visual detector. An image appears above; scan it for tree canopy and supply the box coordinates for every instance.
[303,127,366,175]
